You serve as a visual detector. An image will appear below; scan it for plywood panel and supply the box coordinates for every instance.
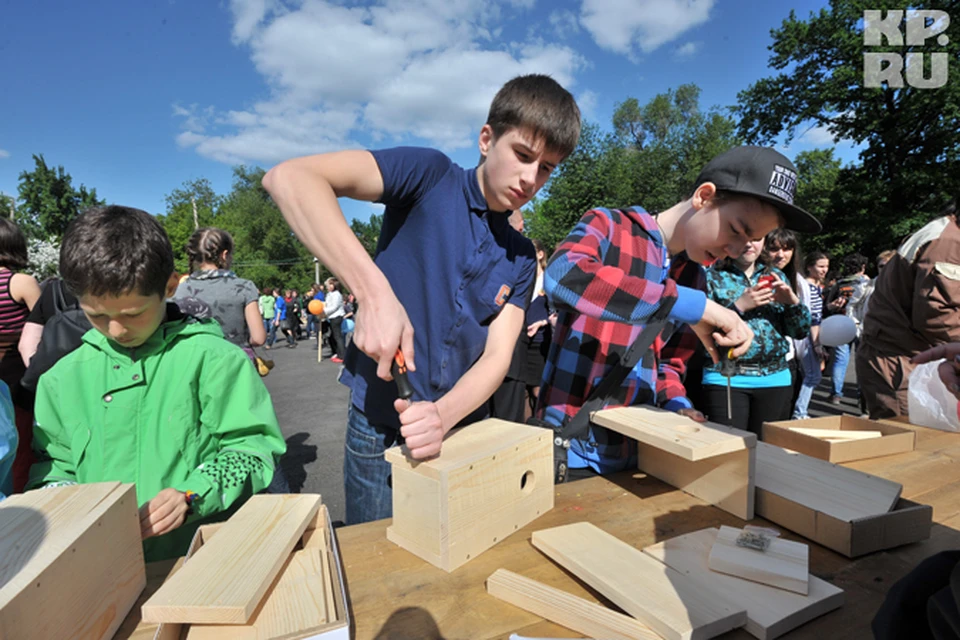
[707,526,809,595]
[593,406,755,461]
[185,550,328,640]
[644,528,844,640]
[638,444,754,520]
[141,494,322,624]
[486,569,662,640]
[532,522,746,640]
[755,442,901,521]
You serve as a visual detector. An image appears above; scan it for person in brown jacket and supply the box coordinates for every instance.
[856,199,960,419]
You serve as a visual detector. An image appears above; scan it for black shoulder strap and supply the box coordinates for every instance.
[52,279,67,312]
[557,295,677,445]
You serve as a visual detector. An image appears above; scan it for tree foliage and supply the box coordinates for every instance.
[528,84,741,250]
[16,154,104,240]
[735,0,960,259]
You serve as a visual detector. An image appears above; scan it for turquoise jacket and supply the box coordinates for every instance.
[705,264,811,377]
[29,306,286,559]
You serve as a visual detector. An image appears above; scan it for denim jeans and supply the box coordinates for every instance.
[344,402,400,525]
[832,340,858,397]
[793,338,823,419]
[266,318,278,346]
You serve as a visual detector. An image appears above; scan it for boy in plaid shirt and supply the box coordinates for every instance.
[537,146,822,475]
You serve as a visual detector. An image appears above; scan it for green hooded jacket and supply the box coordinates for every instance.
[29,308,286,560]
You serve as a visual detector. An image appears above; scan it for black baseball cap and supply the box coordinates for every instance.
[694,146,823,234]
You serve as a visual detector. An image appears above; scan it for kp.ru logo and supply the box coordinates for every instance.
[864,10,950,89]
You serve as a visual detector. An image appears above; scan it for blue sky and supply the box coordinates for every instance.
[0,0,859,224]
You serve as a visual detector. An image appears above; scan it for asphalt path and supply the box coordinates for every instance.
[263,335,862,526]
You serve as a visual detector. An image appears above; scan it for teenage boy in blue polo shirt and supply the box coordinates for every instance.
[264,75,582,524]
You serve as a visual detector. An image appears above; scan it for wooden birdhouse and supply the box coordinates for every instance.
[386,419,554,572]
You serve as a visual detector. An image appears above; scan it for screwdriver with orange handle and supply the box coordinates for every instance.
[391,349,414,400]
[718,346,736,422]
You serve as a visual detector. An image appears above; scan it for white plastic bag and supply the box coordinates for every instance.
[908,359,960,432]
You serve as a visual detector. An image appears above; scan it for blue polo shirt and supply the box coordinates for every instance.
[340,147,537,429]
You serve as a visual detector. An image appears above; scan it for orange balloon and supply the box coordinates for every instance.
[308,299,325,315]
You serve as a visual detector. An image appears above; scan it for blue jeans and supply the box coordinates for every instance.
[265,318,277,346]
[832,341,858,397]
[344,403,399,525]
[793,339,822,419]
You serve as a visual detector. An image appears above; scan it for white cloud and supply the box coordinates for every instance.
[797,124,837,146]
[577,89,598,119]
[0,149,9,159]
[675,41,701,58]
[549,9,580,38]
[175,0,582,165]
[580,0,714,57]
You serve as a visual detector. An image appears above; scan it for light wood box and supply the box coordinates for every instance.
[154,504,349,639]
[762,415,916,463]
[0,482,146,640]
[386,419,554,572]
[756,490,932,558]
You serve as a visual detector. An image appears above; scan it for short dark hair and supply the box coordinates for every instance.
[60,205,174,298]
[486,74,581,160]
[0,218,29,271]
[842,252,867,275]
[186,227,234,272]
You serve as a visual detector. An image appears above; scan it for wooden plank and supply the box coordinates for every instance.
[114,558,184,640]
[788,428,883,440]
[593,406,755,461]
[485,569,662,640]
[755,442,902,521]
[532,522,746,640]
[638,443,754,520]
[185,550,328,640]
[644,528,844,640]
[707,526,809,595]
[141,494,322,624]
[0,483,145,640]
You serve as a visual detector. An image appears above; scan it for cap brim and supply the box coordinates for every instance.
[751,193,823,234]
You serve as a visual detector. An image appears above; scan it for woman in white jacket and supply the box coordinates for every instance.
[324,277,347,363]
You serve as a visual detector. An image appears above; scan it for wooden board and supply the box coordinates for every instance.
[531,522,746,640]
[485,569,662,640]
[185,550,329,639]
[141,494,322,624]
[707,526,809,595]
[755,442,902,522]
[638,443,755,520]
[592,406,755,461]
[0,483,146,640]
[788,428,882,440]
[644,528,844,640]
[114,558,184,640]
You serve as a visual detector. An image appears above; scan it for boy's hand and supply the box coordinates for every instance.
[353,285,415,381]
[677,407,707,423]
[695,300,754,363]
[140,488,189,539]
[734,284,775,313]
[394,398,445,459]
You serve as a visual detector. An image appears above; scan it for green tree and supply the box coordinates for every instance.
[157,178,220,272]
[528,84,740,250]
[735,0,960,257]
[350,213,383,258]
[16,154,104,240]
[215,166,317,291]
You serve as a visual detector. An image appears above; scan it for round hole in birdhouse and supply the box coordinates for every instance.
[520,470,535,494]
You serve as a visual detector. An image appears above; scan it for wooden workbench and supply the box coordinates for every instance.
[336,422,960,639]
[117,422,960,639]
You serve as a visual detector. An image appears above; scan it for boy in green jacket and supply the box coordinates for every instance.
[28,206,286,560]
